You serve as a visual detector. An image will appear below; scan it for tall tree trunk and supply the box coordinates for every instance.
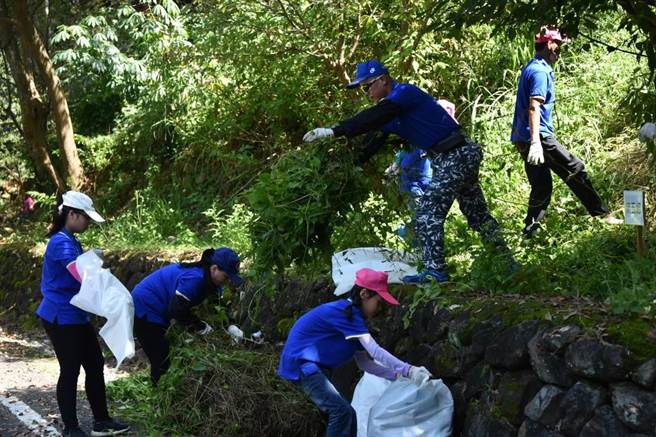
[9,0,84,189]
[0,0,64,191]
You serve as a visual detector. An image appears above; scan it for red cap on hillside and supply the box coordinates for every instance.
[355,268,400,306]
[535,25,569,44]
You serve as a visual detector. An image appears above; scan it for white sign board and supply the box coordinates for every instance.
[624,190,645,226]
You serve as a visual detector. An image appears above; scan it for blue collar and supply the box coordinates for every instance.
[381,80,400,101]
[58,228,75,240]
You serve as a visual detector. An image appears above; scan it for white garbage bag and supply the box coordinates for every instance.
[639,122,656,142]
[352,374,454,437]
[352,373,392,437]
[70,250,135,368]
[332,247,419,296]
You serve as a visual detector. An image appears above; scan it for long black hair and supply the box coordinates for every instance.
[179,248,216,294]
[47,205,86,237]
[179,248,215,269]
[344,285,375,321]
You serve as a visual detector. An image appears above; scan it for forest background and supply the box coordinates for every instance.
[2,0,656,316]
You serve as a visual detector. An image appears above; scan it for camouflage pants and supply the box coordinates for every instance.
[415,141,505,272]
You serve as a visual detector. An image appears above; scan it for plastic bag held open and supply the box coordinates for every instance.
[352,374,454,437]
[70,250,135,368]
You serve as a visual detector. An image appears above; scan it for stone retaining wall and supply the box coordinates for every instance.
[241,282,656,437]
[2,244,654,436]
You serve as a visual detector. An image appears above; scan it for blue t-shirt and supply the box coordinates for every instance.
[278,299,369,381]
[397,149,432,196]
[131,264,208,326]
[382,82,461,150]
[511,56,555,143]
[37,229,90,324]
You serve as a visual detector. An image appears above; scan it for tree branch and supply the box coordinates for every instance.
[1,54,24,135]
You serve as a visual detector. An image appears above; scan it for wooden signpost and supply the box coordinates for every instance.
[624,190,646,257]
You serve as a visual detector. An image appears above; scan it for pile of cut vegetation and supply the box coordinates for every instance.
[108,333,324,436]
[247,140,367,273]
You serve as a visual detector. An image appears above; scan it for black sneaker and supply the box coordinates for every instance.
[91,418,130,436]
[63,427,88,437]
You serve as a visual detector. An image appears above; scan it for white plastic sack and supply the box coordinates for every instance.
[332,247,419,296]
[352,374,454,437]
[640,122,656,142]
[352,373,392,437]
[70,250,135,368]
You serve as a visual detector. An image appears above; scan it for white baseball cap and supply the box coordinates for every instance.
[60,191,105,223]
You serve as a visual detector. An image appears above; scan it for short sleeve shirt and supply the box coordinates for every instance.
[382,82,461,150]
[131,264,207,326]
[277,299,369,381]
[511,56,555,142]
[37,229,89,324]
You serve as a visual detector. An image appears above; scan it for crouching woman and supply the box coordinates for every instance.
[131,247,243,384]
[277,268,431,437]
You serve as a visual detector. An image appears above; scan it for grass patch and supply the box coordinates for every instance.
[107,332,324,437]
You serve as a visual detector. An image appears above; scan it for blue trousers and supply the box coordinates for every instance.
[416,141,505,272]
[300,371,357,437]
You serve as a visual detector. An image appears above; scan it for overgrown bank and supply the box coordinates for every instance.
[2,244,656,435]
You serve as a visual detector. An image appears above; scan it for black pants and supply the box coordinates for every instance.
[134,316,170,384]
[515,136,609,231]
[42,319,110,429]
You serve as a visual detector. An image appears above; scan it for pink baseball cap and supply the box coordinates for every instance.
[534,25,569,44]
[355,268,400,306]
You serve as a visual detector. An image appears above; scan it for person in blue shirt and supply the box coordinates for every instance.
[37,191,129,437]
[304,60,515,283]
[385,148,432,243]
[278,268,431,437]
[131,247,243,384]
[511,26,619,238]
[394,148,432,199]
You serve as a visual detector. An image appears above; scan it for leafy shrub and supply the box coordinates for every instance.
[247,141,367,273]
[203,203,254,256]
[82,189,199,248]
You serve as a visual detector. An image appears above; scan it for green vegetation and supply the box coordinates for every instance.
[107,332,324,436]
[2,2,655,316]
[4,3,656,435]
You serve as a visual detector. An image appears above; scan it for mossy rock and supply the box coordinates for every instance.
[607,318,656,362]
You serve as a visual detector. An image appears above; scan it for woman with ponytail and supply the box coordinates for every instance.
[131,247,243,384]
[38,191,129,437]
[277,268,432,437]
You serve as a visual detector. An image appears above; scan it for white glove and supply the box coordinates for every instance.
[408,365,432,385]
[92,248,104,258]
[227,324,244,343]
[384,161,400,177]
[197,321,213,336]
[639,122,656,142]
[303,127,334,143]
[527,140,544,165]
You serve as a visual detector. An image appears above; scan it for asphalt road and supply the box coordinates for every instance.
[0,326,129,436]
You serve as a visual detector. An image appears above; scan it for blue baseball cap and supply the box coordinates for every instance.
[211,247,244,286]
[346,60,389,89]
